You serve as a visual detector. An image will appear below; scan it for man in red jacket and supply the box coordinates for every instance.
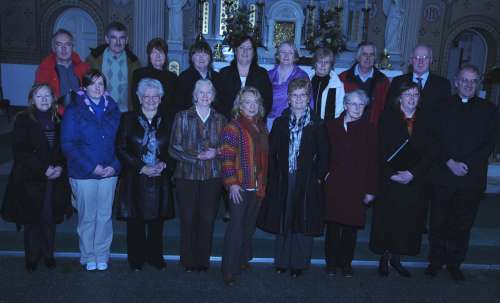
[35,29,89,107]
[339,42,390,126]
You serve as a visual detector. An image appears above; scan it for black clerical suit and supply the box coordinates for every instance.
[428,95,498,267]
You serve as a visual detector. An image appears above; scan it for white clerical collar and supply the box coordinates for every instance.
[354,64,373,82]
[413,71,429,87]
[460,97,469,103]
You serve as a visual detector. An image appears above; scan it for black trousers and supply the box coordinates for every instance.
[176,178,221,268]
[24,223,56,264]
[324,221,358,268]
[126,220,165,266]
[274,173,314,270]
[222,191,260,275]
[428,185,481,267]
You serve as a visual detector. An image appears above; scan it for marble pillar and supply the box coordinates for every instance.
[166,0,187,69]
[133,0,166,65]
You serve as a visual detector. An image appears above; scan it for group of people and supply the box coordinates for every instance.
[1,21,498,287]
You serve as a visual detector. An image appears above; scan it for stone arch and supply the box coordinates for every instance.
[439,15,500,77]
[265,0,305,52]
[40,0,105,58]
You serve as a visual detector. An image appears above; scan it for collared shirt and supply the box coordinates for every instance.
[169,106,227,180]
[413,71,430,88]
[102,48,129,112]
[56,63,80,97]
[354,64,374,82]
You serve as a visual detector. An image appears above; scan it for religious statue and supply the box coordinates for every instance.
[383,0,403,55]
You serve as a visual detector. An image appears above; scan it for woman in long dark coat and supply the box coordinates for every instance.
[1,84,72,272]
[115,78,175,271]
[324,89,377,278]
[369,81,431,277]
[257,78,329,278]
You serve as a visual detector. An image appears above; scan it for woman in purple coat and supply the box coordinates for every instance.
[324,89,378,277]
[266,41,309,131]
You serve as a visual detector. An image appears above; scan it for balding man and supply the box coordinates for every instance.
[35,29,90,106]
[386,44,451,110]
[426,65,498,281]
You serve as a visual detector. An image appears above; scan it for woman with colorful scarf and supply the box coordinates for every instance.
[115,78,175,271]
[257,78,329,278]
[220,86,269,285]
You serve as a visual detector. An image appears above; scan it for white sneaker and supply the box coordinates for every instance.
[97,262,108,271]
[86,262,97,271]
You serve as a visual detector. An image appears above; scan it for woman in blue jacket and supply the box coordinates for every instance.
[61,70,121,271]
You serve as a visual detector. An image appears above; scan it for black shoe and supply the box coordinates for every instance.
[25,262,37,272]
[149,260,167,271]
[342,265,353,278]
[223,273,236,286]
[290,269,302,278]
[424,263,441,277]
[326,267,337,277]
[197,266,208,272]
[378,257,389,277]
[390,260,411,277]
[275,267,287,274]
[185,266,195,272]
[447,266,465,282]
[44,258,56,269]
[130,264,142,272]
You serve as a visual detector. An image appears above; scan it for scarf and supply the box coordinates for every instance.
[288,108,311,173]
[400,108,416,136]
[238,115,269,198]
[138,114,162,166]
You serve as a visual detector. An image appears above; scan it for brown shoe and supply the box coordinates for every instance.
[223,273,236,286]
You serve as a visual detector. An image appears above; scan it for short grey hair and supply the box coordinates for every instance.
[456,64,481,80]
[356,42,377,61]
[344,89,369,105]
[136,78,164,97]
[192,79,216,104]
[275,41,300,64]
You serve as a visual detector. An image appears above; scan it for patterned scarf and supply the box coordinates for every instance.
[288,108,311,173]
[138,114,162,166]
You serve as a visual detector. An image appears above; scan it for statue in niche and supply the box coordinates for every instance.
[383,0,403,55]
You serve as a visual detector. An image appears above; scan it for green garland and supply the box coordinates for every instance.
[305,8,346,55]
[221,0,261,50]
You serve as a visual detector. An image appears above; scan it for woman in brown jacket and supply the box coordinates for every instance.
[324,89,377,277]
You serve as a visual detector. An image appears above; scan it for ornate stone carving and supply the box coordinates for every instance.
[423,4,441,23]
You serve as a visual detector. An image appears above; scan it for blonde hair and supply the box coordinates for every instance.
[231,86,265,120]
[26,83,59,122]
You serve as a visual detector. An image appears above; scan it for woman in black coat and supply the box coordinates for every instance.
[172,40,218,116]
[1,84,72,272]
[131,38,177,117]
[369,81,432,277]
[257,78,329,278]
[215,35,272,120]
[116,78,175,271]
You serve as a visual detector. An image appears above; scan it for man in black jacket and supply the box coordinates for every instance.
[425,65,499,281]
[386,45,451,110]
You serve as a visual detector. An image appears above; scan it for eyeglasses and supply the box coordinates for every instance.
[345,102,366,108]
[458,78,479,85]
[238,46,253,53]
[413,55,430,61]
[402,93,420,98]
[142,96,161,102]
[290,93,309,100]
[279,51,294,56]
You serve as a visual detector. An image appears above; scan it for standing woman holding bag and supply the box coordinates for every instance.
[2,84,72,272]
